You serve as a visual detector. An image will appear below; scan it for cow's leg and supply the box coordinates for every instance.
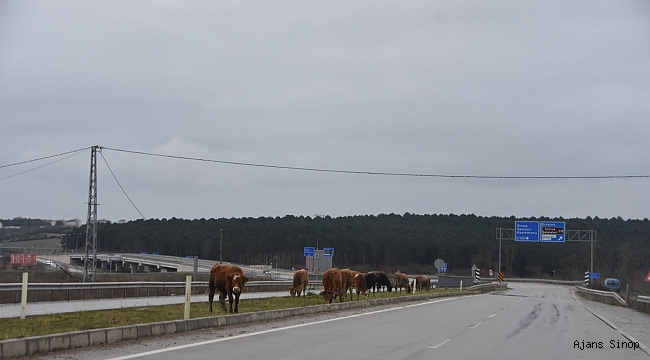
[208,284,215,313]
[219,291,226,311]
[233,293,240,313]
[228,291,234,313]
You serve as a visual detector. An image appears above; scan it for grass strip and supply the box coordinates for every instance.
[0,289,458,340]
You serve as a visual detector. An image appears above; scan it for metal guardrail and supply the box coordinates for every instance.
[637,295,650,304]
[504,278,583,286]
[575,286,627,307]
[0,281,297,303]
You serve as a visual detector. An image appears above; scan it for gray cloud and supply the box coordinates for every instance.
[2,0,649,221]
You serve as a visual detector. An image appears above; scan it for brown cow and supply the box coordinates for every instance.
[393,273,411,293]
[340,268,356,301]
[209,264,249,314]
[415,275,431,291]
[320,268,342,303]
[353,272,369,299]
[290,269,309,298]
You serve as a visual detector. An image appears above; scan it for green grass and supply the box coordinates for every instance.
[0,289,459,340]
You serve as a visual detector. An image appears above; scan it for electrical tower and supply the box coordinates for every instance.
[83,145,99,282]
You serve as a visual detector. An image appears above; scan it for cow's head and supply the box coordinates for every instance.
[228,273,249,295]
[319,290,336,303]
[290,288,297,298]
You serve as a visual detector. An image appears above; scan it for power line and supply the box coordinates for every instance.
[0,149,87,181]
[0,147,91,169]
[99,150,146,220]
[102,146,650,180]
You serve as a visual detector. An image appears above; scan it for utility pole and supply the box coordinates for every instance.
[83,146,99,282]
[219,229,223,264]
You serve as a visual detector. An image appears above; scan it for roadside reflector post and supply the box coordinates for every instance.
[184,275,192,320]
[20,272,28,320]
[460,280,463,291]
[412,279,416,294]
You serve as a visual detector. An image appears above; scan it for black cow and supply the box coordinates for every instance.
[376,272,393,292]
[364,272,378,294]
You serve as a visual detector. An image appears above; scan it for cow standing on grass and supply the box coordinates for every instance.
[320,268,342,303]
[393,273,411,293]
[353,272,370,299]
[376,272,393,292]
[364,272,378,294]
[290,269,309,298]
[209,264,249,314]
[415,275,431,291]
[340,268,356,301]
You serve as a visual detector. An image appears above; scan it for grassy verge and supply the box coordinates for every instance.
[0,289,458,340]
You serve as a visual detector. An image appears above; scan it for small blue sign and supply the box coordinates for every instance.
[440,263,448,273]
[304,247,315,257]
[515,221,540,242]
[540,221,566,242]
[323,247,334,257]
[589,272,600,279]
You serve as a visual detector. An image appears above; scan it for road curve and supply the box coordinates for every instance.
[29,283,650,360]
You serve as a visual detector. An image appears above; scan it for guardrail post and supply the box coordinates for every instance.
[20,272,28,320]
[184,275,192,320]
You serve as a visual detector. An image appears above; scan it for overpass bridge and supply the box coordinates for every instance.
[41,253,293,280]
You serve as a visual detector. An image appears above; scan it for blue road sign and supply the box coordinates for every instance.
[323,247,334,257]
[304,247,315,257]
[540,221,566,242]
[515,221,540,242]
[440,263,448,273]
[589,272,600,279]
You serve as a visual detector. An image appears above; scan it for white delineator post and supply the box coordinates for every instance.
[20,272,28,320]
[460,280,463,291]
[184,275,192,320]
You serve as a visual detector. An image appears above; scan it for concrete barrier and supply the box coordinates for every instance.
[0,289,478,359]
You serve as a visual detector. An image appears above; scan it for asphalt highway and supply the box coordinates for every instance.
[29,283,650,360]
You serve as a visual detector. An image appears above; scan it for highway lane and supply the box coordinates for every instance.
[31,283,650,360]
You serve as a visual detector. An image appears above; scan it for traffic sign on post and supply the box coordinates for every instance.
[515,221,540,242]
[323,247,334,257]
[589,272,600,279]
[540,221,565,242]
[304,247,315,257]
[434,258,444,270]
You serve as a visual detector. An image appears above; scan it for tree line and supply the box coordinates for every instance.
[63,213,650,290]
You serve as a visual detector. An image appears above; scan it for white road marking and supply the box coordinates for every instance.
[572,290,650,357]
[428,339,451,349]
[488,313,498,318]
[105,295,480,360]
[469,322,482,329]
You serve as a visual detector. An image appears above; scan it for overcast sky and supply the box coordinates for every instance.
[1,1,649,222]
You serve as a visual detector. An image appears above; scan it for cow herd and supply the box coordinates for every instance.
[208,263,432,314]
